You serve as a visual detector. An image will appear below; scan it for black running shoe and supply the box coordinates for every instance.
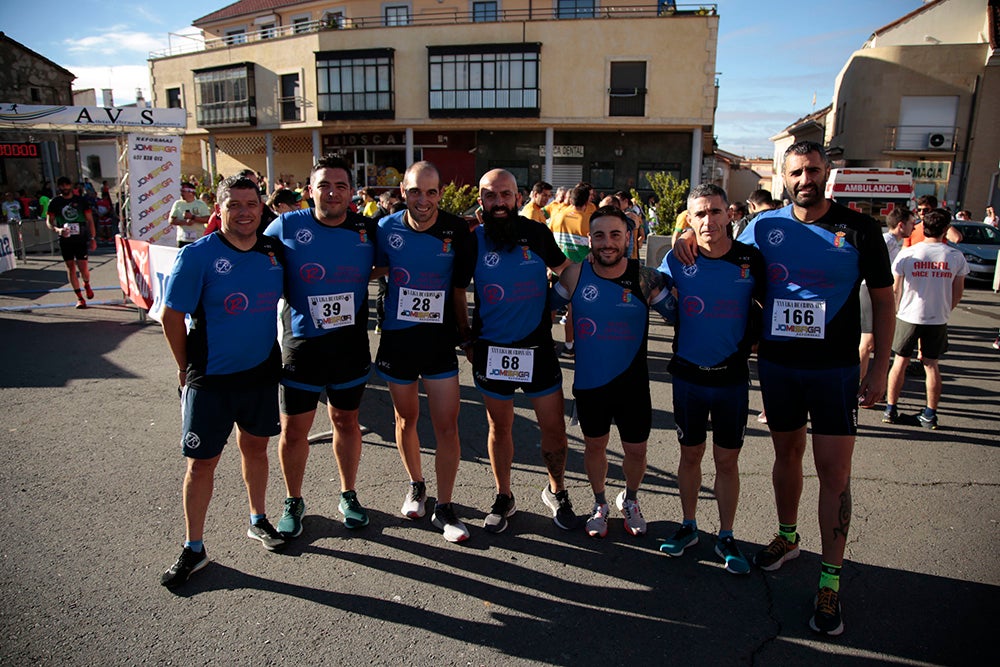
[161,546,209,587]
[247,518,287,551]
[541,486,577,530]
[484,493,516,534]
[810,587,844,636]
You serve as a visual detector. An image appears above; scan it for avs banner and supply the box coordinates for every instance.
[127,133,181,246]
[0,103,186,128]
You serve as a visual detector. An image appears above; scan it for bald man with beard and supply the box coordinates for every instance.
[463,169,578,534]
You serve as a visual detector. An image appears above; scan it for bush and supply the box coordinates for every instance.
[645,172,690,235]
[439,182,478,215]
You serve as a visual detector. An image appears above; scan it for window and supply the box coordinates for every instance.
[323,11,345,29]
[280,73,301,122]
[589,163,614,190]
[259,23,276,39]
[638,163,681,190]
[556,0,595,19]
[292,15,312,33]
[193,63,257,127]
[224,28,247,44]
[428,44,540,118]
[86,155,102,179]
[609,62,647,117]
[316,49,394,120]
[384,5,410,26]
[29,87,41,102]
[473,1,498,22]
[166,87,182,109]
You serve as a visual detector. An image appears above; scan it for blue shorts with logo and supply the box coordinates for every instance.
[671,376,748,449]
[757,358,859,436]
[180,383,280,459]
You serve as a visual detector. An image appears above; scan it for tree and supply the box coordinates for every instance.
[439,182,478,216]
[644,172,689,235]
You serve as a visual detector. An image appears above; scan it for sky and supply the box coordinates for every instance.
[3,0,926,158]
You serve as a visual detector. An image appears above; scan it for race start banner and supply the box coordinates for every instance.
[127,133,181,246]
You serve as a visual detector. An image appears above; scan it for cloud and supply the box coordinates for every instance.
[63,30,167,57]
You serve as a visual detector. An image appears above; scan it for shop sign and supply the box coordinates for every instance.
[895,160,950,181]
[323,133,405,149]
[539,145,584,158]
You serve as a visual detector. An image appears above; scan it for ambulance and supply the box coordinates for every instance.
[824,167,914,226]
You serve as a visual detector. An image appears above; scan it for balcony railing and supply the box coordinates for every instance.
[884,125,958,152]
[149,4,717,59]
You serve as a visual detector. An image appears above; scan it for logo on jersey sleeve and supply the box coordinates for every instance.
[388,233,405,250]
[295,228,314,245]
[214,258,233,275]
[767,228,785,246]
[224,292,249,314]
[484,252,501,268]
[300,262,326,283]
[580,284,600,302]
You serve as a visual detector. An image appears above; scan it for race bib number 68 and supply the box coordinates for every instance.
[485,346,535,383]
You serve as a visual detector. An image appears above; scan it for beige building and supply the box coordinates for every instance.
[148,1,719,195]
[827,0,1000,213]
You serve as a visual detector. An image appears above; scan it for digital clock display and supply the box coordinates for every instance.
[0,143,40,158]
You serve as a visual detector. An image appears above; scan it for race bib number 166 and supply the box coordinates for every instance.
[771,298,826,339]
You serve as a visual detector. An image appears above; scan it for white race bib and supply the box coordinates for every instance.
[485,346,534,383]
[397,287,445,324]
[65,223,80,235]
[308,292,355,330]
[771,298,826,339]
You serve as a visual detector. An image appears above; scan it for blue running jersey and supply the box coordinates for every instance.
[164,232,284,386]
[571,260,650,390]
[471,218,567,343]
[660,242,765,385]
[376,210,474,332]
[264,209,376,341]
[738,203,891,368]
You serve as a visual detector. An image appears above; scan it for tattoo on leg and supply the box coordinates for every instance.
[832,484,852,541]
[542,448,566,485]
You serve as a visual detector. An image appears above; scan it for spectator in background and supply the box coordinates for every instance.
[984,206,998,228]
[266,188,300,217]
[955,210,971,221]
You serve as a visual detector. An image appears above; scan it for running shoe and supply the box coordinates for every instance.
[541,486,577,530]
[484,493,516,534]
[431,503,470,543]
[277,497,305,538]
[247,519,287,551]
[84,283,95,299]
[660,523,699,556]
[75,298,87,309]
[338,490,370,529]
[757,410,767,424]
[993,338,1000,351]
[809,587,845,636]
[714,535,751,575]
[586,502,609,538]
[561,344,575,358]
[160,546,208,587]
[881,407,898,424]
[615,490,647,536]
[401,481,427,519]
[918,413,938,430]
[754,533,800,571]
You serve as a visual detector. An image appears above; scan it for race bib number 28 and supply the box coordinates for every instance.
[485,346,534,383]
[771,298,826,339]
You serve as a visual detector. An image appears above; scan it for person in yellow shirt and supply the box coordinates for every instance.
[520,181,552,224]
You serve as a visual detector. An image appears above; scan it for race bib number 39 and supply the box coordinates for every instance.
[397,287,445,324]
[771,298,826,339]
[485,346,534,383]
[309,292,355,330]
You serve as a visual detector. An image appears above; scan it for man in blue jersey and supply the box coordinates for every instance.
[160,175,286,588]
[657,184,765,575]
[552,206,674,538]
[678,141,894,635]
[466,169,577,533]
[264,157,377,536]
[375,161,475,542]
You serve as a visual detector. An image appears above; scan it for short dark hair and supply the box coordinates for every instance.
[747,189,772,207]
[729,201,748,217]
[916,194,938,209]
[590,204,629,227]
[782,140,830,171]
[57,176,72,186]
[217,175,260,206]
[687,182,729,209]
[531,181,552,195]
[237,168,256,178]
[267,188,299,209]
[571,184,591,208]
[922,208,951,238]
[311,156,353,183]
[887,206,912,227]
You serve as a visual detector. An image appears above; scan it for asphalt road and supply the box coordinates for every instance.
[1,246,997,666]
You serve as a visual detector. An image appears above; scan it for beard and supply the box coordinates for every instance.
[482,205,520,250]
[593,246,625,267]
